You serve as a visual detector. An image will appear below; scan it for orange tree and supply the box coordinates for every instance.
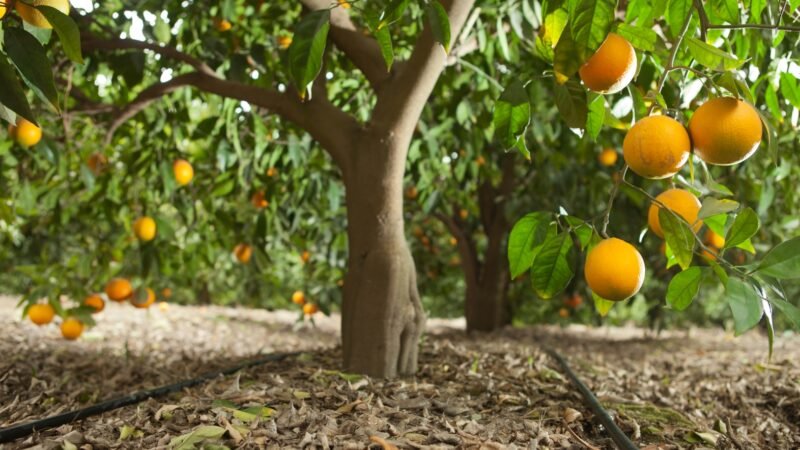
[504,0,800,348]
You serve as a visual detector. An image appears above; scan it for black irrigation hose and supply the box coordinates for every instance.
[0,350,301,444]
[545,348,639,450]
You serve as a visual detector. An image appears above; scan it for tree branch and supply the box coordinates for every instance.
[372,0,476,145]
[434,211,480,284]
[299,0,391,90]
[81,38,216,76]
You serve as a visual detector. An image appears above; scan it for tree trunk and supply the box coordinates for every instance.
[463,220,511,332]
[340,134,425,378]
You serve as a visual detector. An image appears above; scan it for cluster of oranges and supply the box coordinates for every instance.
[26,279,171,340]
[578,33,762,302]
[291,290,319,316]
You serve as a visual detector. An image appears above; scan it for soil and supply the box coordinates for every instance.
[0,295,798,449]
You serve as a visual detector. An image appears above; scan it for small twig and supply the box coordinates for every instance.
[600,166,628,238]
[648,6,695,115]
[706,23,800,32]
[563,419,601,450]
[693,0,709,40]
[725,418,745,450]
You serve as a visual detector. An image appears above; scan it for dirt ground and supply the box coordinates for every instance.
[1,295,798,449]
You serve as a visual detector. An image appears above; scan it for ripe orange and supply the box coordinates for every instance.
[476,156,486,166]
[16,0,70,28]
[564,293,583,309]
[133,216,157,241]
[83,294,105,313]
[291,290,306,305]
[558,308,570,318]
[131,288,156,309]
[303,303,319,315]
[251,191,269,208]
[705,229,725,249]
[11,118,42,147]
[266,167,278,177]
[338,0,351,8]
[105,278,133,302]
[278,35,292,49]
[0,4,5,19]
[459,209,469,220]
[623,115,691,179]
[579,33,637,94]
[598,148,618,167]
[28,303,55,325]
[234,243,252,264]
[87,153,108,175]
[689,97,762,165]
[405,187,418,200]
[161,287,173,299]
[173,159,194,186]
[700,248,718,262]
[214,17,232,32]
[60,318,83,340]
[584,238,645,301]
[301,250,311,264]
[449,237,458,247]
[647,189,702,238]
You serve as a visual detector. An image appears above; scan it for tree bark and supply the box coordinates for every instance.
[340,132,425,378]
[463,222,511,332]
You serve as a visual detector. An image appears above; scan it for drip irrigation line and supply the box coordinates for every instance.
[0,350,301,444]
[545,348,639,450]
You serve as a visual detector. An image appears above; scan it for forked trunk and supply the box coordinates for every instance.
[340,135,425,378]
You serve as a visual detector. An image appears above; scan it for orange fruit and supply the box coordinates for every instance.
[584,238,645,301]
[11,118,42,147]
[251,191,269,208]
[301,250,311,264]
[133,216,157,241]
[60,318,83,340]
[83,294,105,313]
[700,248,718,262]
[105,278,133,302]
[173,159,194,186]
[623,115,691,179]
[578,33,637,94]
[564,293,583,309]
[278,35,293,49]
[0,4,6,19]
[87,153,108,175]
[598,148,618,167]
[459,209,469,220]
[476,156,486,166]
[266,167,278,177]
[558,308,570,318]
[449,237,458,246]
[405,186,418,200]
[234,243,252,264]
[214,17,232,32]
[705,229,725,249]
[689,97,762,165]
[338,0,351,8]
[647,189,702,238]
[292,290,306,305]
[16,0,70,28]
[131,288,156,309]
[161,287,172,299]
[303,303,319,315]
[28,303,55,325]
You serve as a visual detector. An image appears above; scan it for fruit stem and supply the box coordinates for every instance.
[600,165,628,239]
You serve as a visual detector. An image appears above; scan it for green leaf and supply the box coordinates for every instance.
[531,232,574,299]
[553,23,582,81]
[0,56,36,123]
[493,80,531,150]
[426,2,451,53]
[659,209,695,270]
[288,10,330,98]
[169,425,226,450]
[585,94,605,140]
[374,27,394,71]
[723,207,759,249]
[757,236,800,279]
[726,278,763,336]
[764,84,782,122]
[697,198,738,220]
[154,16,172,44]
[379,0,410,29]
[37,5,84,64]
[4,28,60,111]
[592,292,615,316]
[507,212,551,279]
[686,37,744,71]
[779,72,800,109]
[553,79,588,128]
[566,0,617,61]
[666,266,703,311]
[769,296,800,330]
[615,23,657,51]
[665,0,692,39]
